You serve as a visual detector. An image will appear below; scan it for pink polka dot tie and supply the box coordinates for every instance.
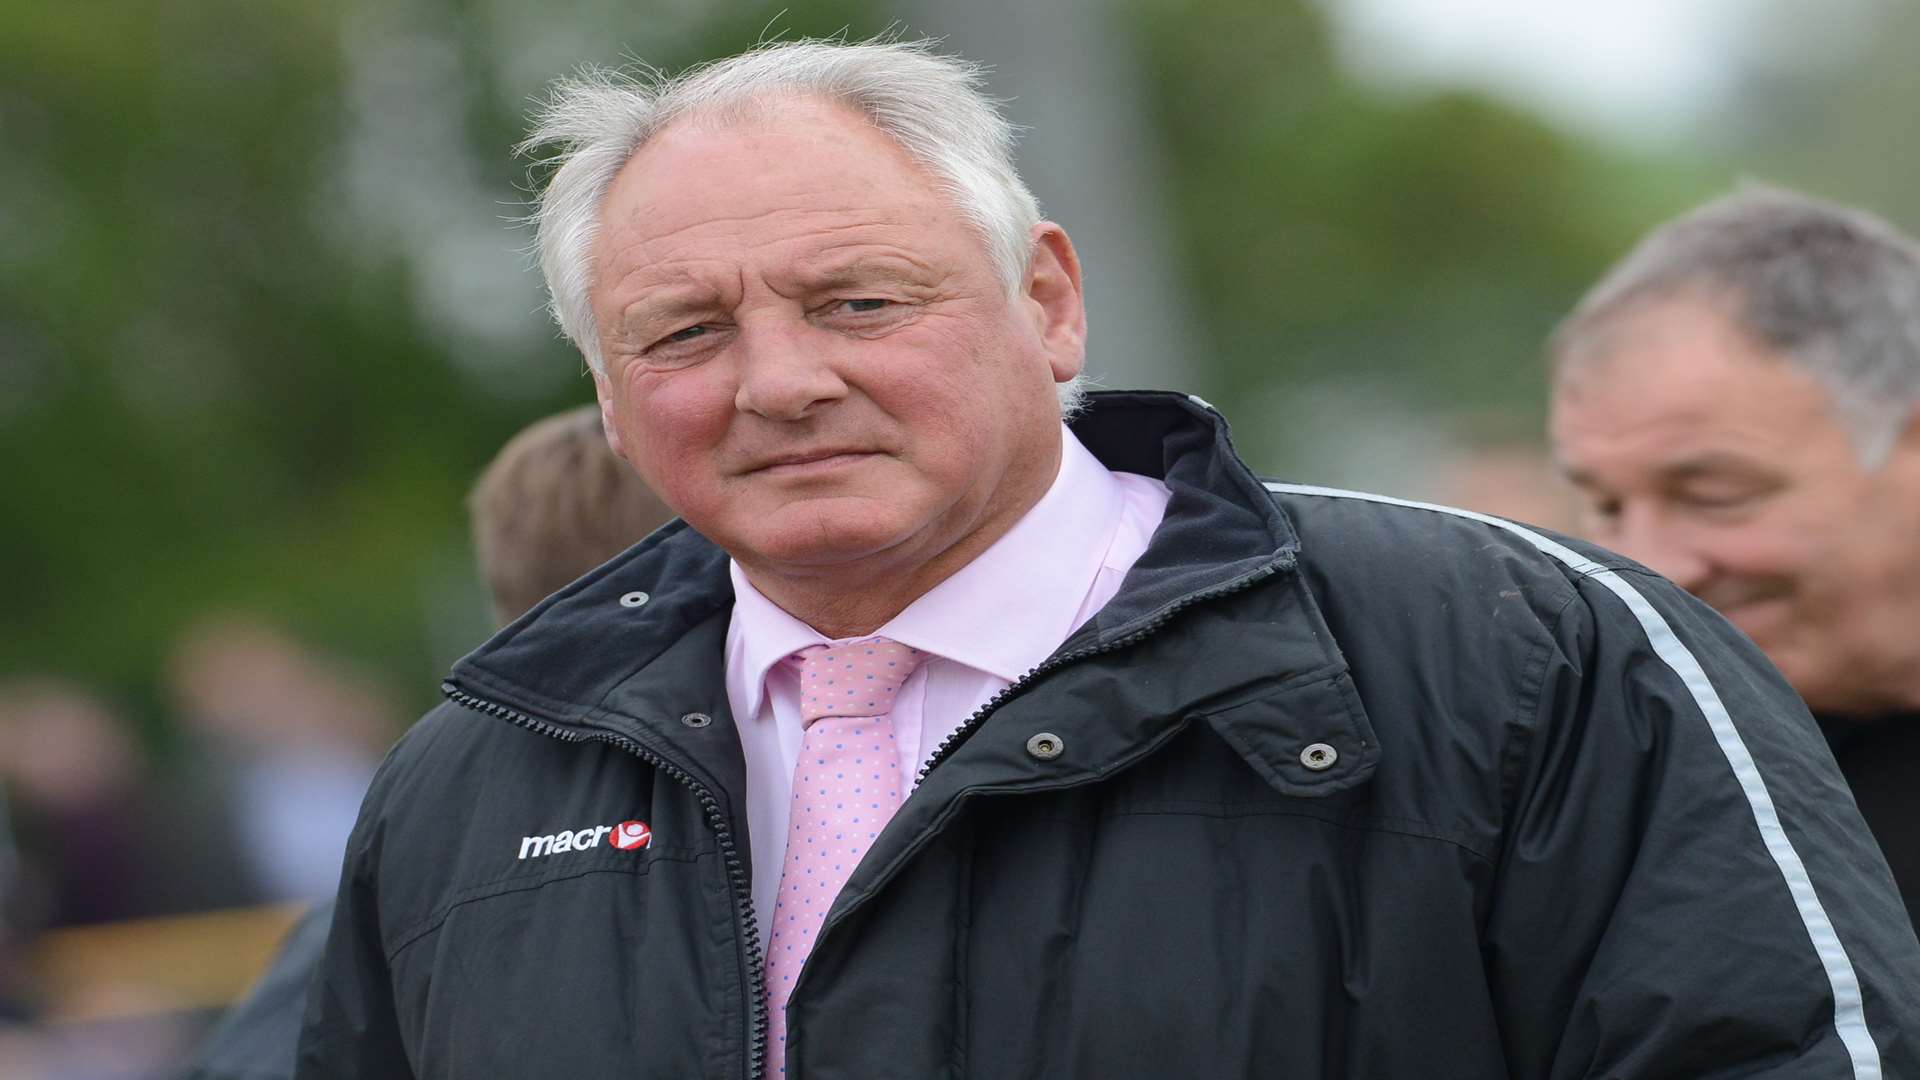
[764,638,928,1074]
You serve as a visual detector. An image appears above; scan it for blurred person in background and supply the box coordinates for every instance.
[1426,439,1579,533]
[0,639,392,1080]
[166,617,396,905]
[0,680,156,931]
[299,40,1916,1079]
[184,403,674,1080]
[468,404,676,626]
[1549,187,1920,927]
[0,679,243,1076]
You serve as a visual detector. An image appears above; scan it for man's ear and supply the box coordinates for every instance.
[1023,222,1087,383]
[592,370,625,459]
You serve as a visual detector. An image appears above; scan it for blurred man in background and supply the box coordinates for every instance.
[185,403,673,1080]
[301,40,1916,1079]
[1549,187,1920,926]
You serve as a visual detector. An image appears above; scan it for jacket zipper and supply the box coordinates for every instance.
[916,561,1287,784]
[440,684,770,1080]
[439,557,1285,1077]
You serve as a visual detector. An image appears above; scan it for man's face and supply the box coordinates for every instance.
[587,99,1083,592]
[1549,298,1920,715]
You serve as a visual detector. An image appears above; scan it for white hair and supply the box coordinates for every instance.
[1552,186,1920,466]
[520,38,1086,414]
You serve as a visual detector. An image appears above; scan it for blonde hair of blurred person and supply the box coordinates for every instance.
[467,403,674,625]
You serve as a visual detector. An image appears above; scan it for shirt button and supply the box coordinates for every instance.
[1299,742,1338,771]
[1025,732,1065,761]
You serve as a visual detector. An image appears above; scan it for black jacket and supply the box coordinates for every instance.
[1822,715,1920,930]
[299,392,1920,1079]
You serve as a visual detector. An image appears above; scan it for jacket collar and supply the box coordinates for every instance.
[445,391,1374,804]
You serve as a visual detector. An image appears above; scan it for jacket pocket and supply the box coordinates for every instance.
[386,849,738,1079]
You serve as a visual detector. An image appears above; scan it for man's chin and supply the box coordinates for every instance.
[724,517,915,574]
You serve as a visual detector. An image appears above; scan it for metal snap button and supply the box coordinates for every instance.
[1299,742,1338,771]
[680,712,712,729]
[619,591,650,608]
[1025,732,1064,761]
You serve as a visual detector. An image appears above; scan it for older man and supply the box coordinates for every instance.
[299,43,1918,1079]
[1549,188,1920,928]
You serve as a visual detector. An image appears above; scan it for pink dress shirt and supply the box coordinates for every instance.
[725,427,1170,931]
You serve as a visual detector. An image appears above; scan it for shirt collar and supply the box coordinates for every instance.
[725,425,1127,712]
[874,427,1123,681]
[726,562,830,723]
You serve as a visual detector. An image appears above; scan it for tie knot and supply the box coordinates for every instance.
[793,639,927,725]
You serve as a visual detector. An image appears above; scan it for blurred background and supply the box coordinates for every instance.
[3,0,1917,1073]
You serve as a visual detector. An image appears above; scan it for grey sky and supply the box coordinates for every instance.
[1319,0,1840,146]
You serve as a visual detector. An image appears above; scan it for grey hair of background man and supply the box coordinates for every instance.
[1549,186,1920,466]
[521,38,1088,416]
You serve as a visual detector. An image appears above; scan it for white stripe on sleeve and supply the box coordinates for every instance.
[1264,481,1881,1079]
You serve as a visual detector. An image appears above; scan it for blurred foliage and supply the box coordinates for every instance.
[1723,0,1920,231]
[1,0,1887,728]
[1127,0,1722,476]
[0,0,874,727]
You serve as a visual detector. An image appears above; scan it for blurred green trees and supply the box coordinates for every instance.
[1724,1,1920,228]
[1129,0,1719,478]
[0,0,870,720]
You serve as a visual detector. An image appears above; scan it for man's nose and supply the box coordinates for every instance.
[733,319,848,421]
[1615,506,1712,593]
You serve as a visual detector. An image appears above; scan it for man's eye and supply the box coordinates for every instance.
[840,298,891,313]
[1679,488,1760,511]
[1585,496,1623,524]
[639,323,724,366]
[660,325,709,345]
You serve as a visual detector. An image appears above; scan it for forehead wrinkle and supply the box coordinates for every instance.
[631,199,907,238]
[612,221,944,315]
[613,290,720,342]
[600,256,734,326]
[601,206,920,292]
[781,240,946,291]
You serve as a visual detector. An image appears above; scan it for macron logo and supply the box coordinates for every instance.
[518,819,651,860]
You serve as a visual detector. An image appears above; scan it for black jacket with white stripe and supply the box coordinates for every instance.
[298,391,1920,1079]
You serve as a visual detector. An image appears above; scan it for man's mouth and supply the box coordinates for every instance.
[746,449,879,476]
